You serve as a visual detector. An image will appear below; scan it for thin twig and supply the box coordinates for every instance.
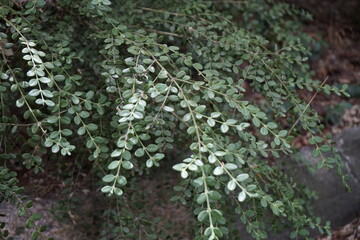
[289,76,329,134]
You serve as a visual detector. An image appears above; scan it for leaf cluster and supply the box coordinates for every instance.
[0,0,347,239]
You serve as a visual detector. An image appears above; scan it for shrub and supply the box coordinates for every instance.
[0,0,349,239]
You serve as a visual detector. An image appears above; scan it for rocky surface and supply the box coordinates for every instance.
[277,126,360,240]
[241,127,360,240]
[294,127,360,228]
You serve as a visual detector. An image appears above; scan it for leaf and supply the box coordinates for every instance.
[187,163,197,171]
[261,199,268,208]
[143,58,153,64]
[172,163,186,171]
[76,126,85,136]
[193,63,203,70]
[197,210,208,222]
[208,190,221,200]
[79,111,90,118]
[102,174,115,182]
[183,113,191,122]
[158,70,168,79]
[122,104,134,110]
[31,231,39,240]
[26,69,35,77]
[176,70,185,78]
[146,144,158,152]
[226,119,237,124]
[135,148,145,157]
[274,137,281,145]
[208,154,217,164]
[101,186,112,193]
[278,130,288,137]
[320,145,331,152]
[87,123,98,131]
[207,118,215,127]
[187,126,195,134]
[86,91,95,99]
[133,111,143,119]
[311,149,320,158]
[32,213,41,221]
[123,150,131,160]
[214,151,226,157]
[25,200,33,208]
[51,144,59,153]
[267,122,277,129]
[108,161,120,170]
[117,176,127,186]
[220,124,229,133]
[62,129,72,136]
[42,90,53,98]
[39,77,51,84]
[33,55,42,63]
[163,106,174,112]
[227,180,236,191]
[54,75,65,81]
[44,62,54,69]
[16,99,25,108]
[111,149,122,158]
[153,153,164,160]
[209,112,220,118]
[238,191,246,202]
[114,188,123,196]
[225,163,237,170]
[213,166,223,175]
[28,89,40,97]
[45,100,55,107]
[252,118,260,127]
[35,98,45,107]
[122,161,133,169]
[236,174,249,182]
[146,159,153,168]
[181,170,188,179]
[260,127,268,135]
[196,193,207,204]
[184,58,192,66]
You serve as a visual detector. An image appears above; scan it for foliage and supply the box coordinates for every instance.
[0,0,349,239]
[0,166,49,240]
[324,101,352,125]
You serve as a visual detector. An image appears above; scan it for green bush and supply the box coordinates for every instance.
[0,0,349,239]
